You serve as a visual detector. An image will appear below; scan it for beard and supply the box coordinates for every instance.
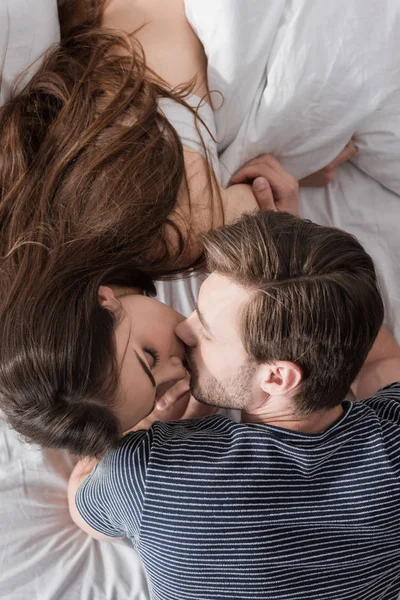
[186,350,256,410]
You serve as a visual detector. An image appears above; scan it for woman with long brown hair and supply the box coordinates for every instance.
[0,0,347,456]
[1,0,289,276]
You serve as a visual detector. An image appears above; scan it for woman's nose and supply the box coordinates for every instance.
[159,355,187,385]
[175,316,197,347]
[169,355,183,369]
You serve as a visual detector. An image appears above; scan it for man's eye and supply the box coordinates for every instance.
[143,347,160,368]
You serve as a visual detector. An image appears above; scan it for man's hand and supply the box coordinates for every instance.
[299,140,358,187]
[230,154,299,215]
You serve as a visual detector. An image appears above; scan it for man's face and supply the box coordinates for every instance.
[175,274,258,410]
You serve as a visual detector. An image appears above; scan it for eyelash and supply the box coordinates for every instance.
[143,347,160,368]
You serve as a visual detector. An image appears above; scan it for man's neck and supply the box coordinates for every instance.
[241,404,344,434]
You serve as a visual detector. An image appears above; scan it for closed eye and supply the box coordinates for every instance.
[143,347,160,368]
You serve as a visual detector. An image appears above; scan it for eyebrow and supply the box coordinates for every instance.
[134,351,156,388]
[195,303,213,337]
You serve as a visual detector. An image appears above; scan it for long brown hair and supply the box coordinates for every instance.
[0,0,213,455]
[0,0,212,276]
[202,211,384,412]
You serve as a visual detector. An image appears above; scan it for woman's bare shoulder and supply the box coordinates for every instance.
[102,0,208,98]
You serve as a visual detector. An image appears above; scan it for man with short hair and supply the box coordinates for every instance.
[71,210,400,600]
[177,210,386,421]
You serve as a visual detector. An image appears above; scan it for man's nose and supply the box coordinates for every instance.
[175,316,197,347]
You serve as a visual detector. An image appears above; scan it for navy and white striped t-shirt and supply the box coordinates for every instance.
[76,383,400,600]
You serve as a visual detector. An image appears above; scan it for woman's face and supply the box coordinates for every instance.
[99,286,187,431]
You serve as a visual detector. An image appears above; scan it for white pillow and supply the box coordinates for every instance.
[0,0,60,103]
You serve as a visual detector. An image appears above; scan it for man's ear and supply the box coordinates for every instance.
[259,361,303,396]
[98,285,119,310]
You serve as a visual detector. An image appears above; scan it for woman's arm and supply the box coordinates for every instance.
[169,150,300,264]
[103,0,209,100]
[102,1,230,261]
[102,1,298,265]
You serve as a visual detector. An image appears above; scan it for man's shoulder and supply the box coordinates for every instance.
[362,382,400,407]
[370,381,400,396]
[147,414,238,447]
[356,382,400,425]
[117,414,235,455]
[152,413,233,433]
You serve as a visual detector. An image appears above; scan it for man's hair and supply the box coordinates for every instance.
[202,211,384,412]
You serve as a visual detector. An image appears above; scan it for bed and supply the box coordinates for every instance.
[1,1,399,599]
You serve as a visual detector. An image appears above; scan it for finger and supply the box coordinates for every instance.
[243,165,295,202]
[230,164,261,184]
[155,393,191,421]
[252,177,276,210]
[156,378,190,410]
[231,154,285,183]
[346,140,358,160]
[238,154,287,174]
[327,140,358,170]
[261,170,298,214]
[231,162,298,213]
[231,156,279,183]
[231,164,275,184]
[249,154,289,176]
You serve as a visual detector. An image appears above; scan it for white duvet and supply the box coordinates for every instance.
[1,1,400,599]
[186,0,400,195]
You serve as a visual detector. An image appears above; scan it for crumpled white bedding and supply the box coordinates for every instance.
[0,418,150,600]
[186,0,400,195]
[1,1,400,599]
[185,0,400,338]
[0,0,59,104]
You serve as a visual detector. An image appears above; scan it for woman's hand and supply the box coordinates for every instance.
[299,140,358,187]
[125,372,218,432]
[230,155,299,215]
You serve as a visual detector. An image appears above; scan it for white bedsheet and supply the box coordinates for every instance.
[1,1,400,599]
[299,164,400,340]
[0,419,150,600]
[0,0,59,104]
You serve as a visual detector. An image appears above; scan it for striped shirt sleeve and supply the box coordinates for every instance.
[363,382,400,423]
[75,429,150,538]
